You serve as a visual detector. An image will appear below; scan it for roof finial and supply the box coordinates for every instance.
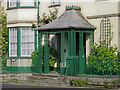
[66,5,81,11]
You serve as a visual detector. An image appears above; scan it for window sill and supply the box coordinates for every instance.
[8,57,31,59]
[6,7,37,10]
[48,4,61,8]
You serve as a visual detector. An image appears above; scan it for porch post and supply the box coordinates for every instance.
[68,31,71,56]
[38,32,42,73]
[70,30,74,56]
[60,32,65,74]
[73,31,76,56]
[44,33,49,74]
[79,31,85,74]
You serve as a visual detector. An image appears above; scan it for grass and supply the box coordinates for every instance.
[8,79,19,83]
[28,82,37,85]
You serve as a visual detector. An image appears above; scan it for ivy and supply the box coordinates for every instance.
[0,7,8,57]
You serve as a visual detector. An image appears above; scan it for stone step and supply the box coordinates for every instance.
[28,76,64,83]
[32,72,60,78]
[27,72,67,86]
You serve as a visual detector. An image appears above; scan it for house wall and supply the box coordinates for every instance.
[39,1,119,51]
[5,0,120,72]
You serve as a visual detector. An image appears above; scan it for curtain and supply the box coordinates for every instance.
[9,0,17,8]
[21,28,34,57]
[20,0,34,7]
[9,28,17,57]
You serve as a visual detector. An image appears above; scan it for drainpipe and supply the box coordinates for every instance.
[38,0,40,24]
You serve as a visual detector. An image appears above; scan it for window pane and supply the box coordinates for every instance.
[21,28,35,57]
[51,0,60,5]
[9,0,17,8]
[9,28,17,57]
[20,0,34,7]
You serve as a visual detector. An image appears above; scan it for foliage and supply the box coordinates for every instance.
[69,79,88,87]
[0,7,8,70]
[89,43,118,57]
[31,46,57,71]
[9,79,19,83]
[0,7,8,57]
[2,57,7,70]
[87,43,119,75]
[32,8,58,28]
[28,82,36,85]
[104,80,118,89]
[40,8,58,25]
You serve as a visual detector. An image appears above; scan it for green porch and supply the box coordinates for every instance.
[34,6,95,76]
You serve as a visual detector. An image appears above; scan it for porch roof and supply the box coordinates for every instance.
[35,6,96,31]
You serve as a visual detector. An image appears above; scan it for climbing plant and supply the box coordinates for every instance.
[0,7,8,70]
[32,8,58,28]
[0,7,8,57]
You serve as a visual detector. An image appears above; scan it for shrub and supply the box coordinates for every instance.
[69,79,88,87]
[87,43,119,75]
[104,80,118,89]
[31,46,57,71]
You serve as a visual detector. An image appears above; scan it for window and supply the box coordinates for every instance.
[100,17,111,47]
[21,28,35,57]
[20,0,35,7]
[51,0,60,6]
[9,28,17,57]
[8,0,36,8]
[9,0,17,8]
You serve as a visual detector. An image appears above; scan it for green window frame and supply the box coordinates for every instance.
[8,27,37,58]
[8,28,17,57]
[100,17,111,47]
[20,28,35,57]
[7,0,36,9]
[50,0,60,6]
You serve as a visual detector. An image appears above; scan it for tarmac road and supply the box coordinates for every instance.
[2,84,107,90]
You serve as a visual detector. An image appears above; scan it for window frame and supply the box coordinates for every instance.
[20,28,35,57]
[8,28,18,57]
[7,0,36,9]
[50,0,60,7]
[8,27,37,58]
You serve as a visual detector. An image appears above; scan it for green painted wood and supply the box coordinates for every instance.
[37,0,40,24]
[70,30,74,56]
[78,32,85,74]
[57,33,61,73]
[7,0,9,8]
[73,31,76,56]
[34,0,37,7]
[66,6,81,10]
[35,31,37,51]
[17,27,21,58]
[60,32,65,74]
[44,33,49,74]
[68,32,71,56]
[6,66,32,72]
[8,28,9,57]
[17,0,20,7]
[38,32,42,73]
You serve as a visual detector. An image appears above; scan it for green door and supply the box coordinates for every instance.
[76,32,86,74]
